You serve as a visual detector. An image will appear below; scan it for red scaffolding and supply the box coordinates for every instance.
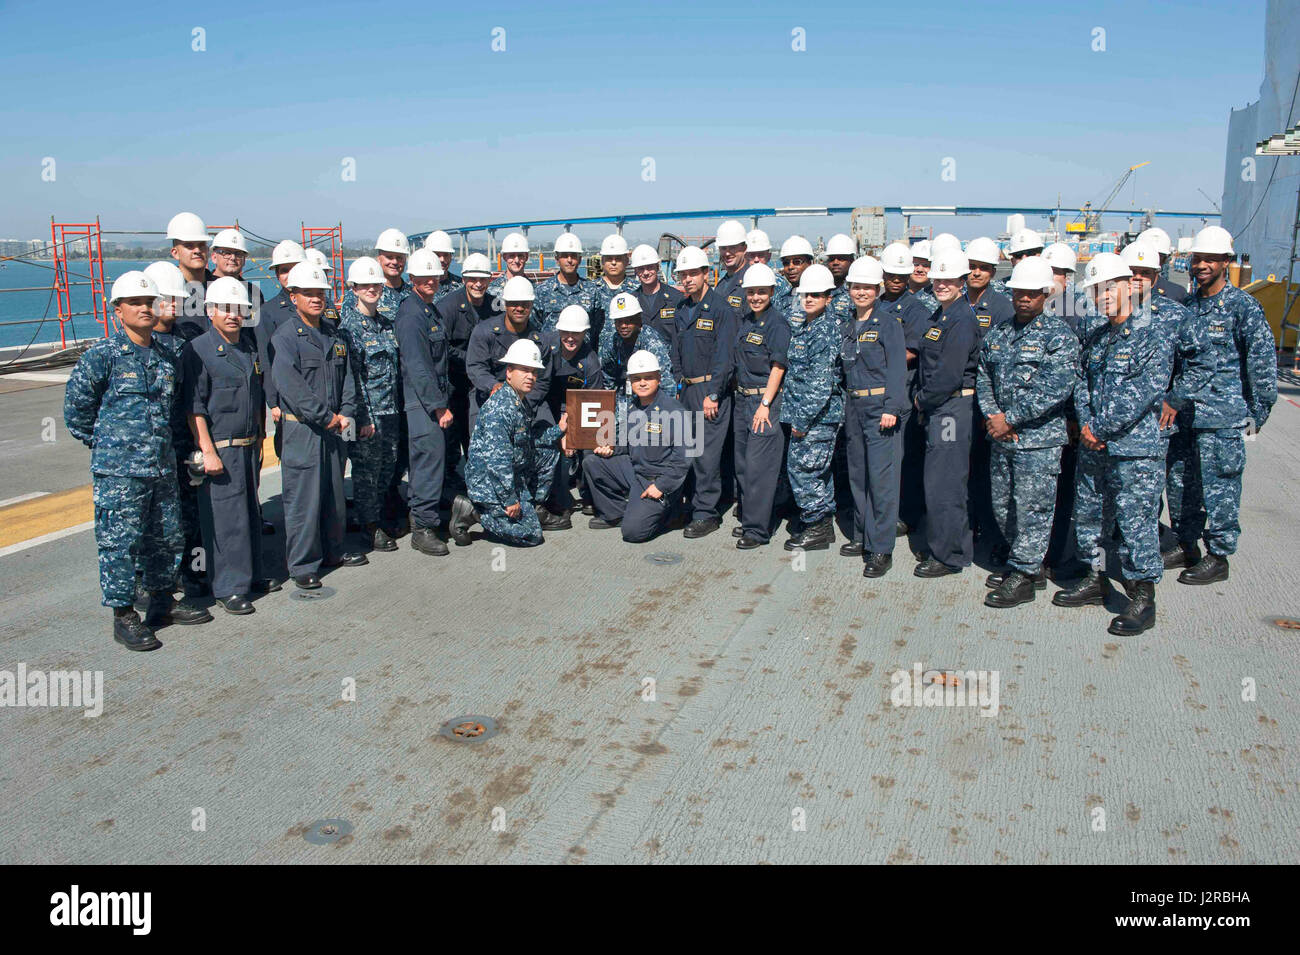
[50,217,110,345]
[302,223,345,303]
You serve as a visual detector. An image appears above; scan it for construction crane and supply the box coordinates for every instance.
[1067,161,1151,236]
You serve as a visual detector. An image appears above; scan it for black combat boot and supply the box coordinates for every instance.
[913,556,961,578]
[410,525,449,557]
[783,516,833,551]
[683,517,721,539]
[862,552,893,578]
[449,494,479,546]
[1162,540,1201,569]
[369,524,398,552]
[1051,572,1111,607]
[986,567,1047,590]
[1178,553,1229,585]
[1108,580,1156,635]
[145,592,212,627]
[985,570,1037,608]
[536,504,572,530]
[839,540,863,557]
[113,607,160,652]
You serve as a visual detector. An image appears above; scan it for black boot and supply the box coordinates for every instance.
[1178,553,1229,585]
[1052,572,1110,607]
[913,556,961,578]
[986,568,1046,590]
[113,607,160,652]
[1109,580,1156,635]
[862,552,893,578]
[1162,540,1201,569]
[410,525,449,557]
[683,517,721,539]
[783,516,833,551]
[985,570,1037,608]
[368,523,398,552]
[145,592,212,627]
[449,494,479,546]
[536,504,572,531]
[839,540,863,557]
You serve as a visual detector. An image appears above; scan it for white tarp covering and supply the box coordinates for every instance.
[1222,0,1300,281]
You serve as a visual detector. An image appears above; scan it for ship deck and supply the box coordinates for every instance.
[1,371,1298,864]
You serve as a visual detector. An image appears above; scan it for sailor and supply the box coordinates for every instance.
[743,229,794,314]
[466,276,546,434]
[271,262,370,589]
[1052,253,1173,636]
[533,232,602,343]
[425,230,464,303]
[166,211,214,338]
[781,263,843,551]
[1172,226,1278,586]
[729,264,790,549]
[878,242,932,541]
[209,228,264,327]
[590,233,640,339]
[912,251,980,578]
[631,243,681,347]
[963,236,1017,562]
[713,220,751,308]
[451,340,562,547]
[907,240,939,312]
[777,236,815,317]
[583,349,691,543]
[1042,242,1083,332]
[64,272,211,651]
[599,291,677,418]
[182,278,280,614]
[977,257,1080,607]
[1137,226,1192,304]
[672,245,739,538]
[395,249,459,557]
[256,239,308,461]
[144,262,189,360]
[304,248,340,321]
[1006,228,1045,267]
[338,256,404,553]
[342,229,410,322]
[823,233,858,330]
[535,305,604,518]
[437,251,495,485]
[840,256,907,576]
[487,232,533,307]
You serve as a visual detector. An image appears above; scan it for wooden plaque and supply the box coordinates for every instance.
[564,389,617,450]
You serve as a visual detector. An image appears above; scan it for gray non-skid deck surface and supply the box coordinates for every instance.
[2,384,1299,864]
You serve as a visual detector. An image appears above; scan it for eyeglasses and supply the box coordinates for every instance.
[213,249,246,259]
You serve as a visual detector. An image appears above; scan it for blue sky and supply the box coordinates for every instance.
[0,0,1270,248]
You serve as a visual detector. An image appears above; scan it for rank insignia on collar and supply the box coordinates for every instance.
[254,360,262,374]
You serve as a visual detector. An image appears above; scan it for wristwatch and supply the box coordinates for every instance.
[706,393,718,403]
[761,397,771,407]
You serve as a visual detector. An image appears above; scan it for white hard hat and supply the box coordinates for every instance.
[931,233,961,255]
[500,232,530,254]
[1137,227,1172,256]
[555,305,591,332]
[716,220,747,247]
[600,234,629,257]
[305,248,333,271]
[461,252,492,277]
[630,244,659,268]
[143,261,186,299]
[406,249,445,277]
[1008,228,1044,254]
[499,339,544,370]
[270,240,307,268]
[779,235,814,259]
[424,230,455,254]
[796,263,835,294]
[825,233,856,257]
[846,256,884,286]
[911,240,932,261]
[741,263,777,289]
[879,242,914,275]
[211,228,247,253]
[285,262,331,290]
[1041,242,1077,272]
[1190,225,1234,256]
[553,232,583,255]
[1120,242,1162,272]
[501,275,535,302]
[110,271,159,303]
[675,246,710,271]
[166,212,209,243]
[964,237,1001,266]
[626,349,661,375]
[745,229,772,253]
[609,292,643,319]
[347,256,384,285]
[205,276,252,308]
[928,252,970,280]
[375,229,411,256]
[1078,252,1132,289]
[1006,256,1055,293]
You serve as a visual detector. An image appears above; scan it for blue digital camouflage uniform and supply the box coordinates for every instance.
[591,275,640,344]
[1176,283,1277,556]
[341,279,410,323]
[732,304,791,543]
[533,274,603,345]
[466,384,561,545]
[977,311,1079,574]
[433,270,463,305]
[769,272,796,317]
[674,289,740,521]
[780,307,843,525]
[1072,302,1174,581]
[64,333,183,606]
[909,284,939,313]
[466,314,546,434]
[827,284,855,331]
[965,287,1016,552]
[599,321,677,427]
[338,302,401,527]
[533,331,604,509]
[152,323,202,583]
[840,302,907,555]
